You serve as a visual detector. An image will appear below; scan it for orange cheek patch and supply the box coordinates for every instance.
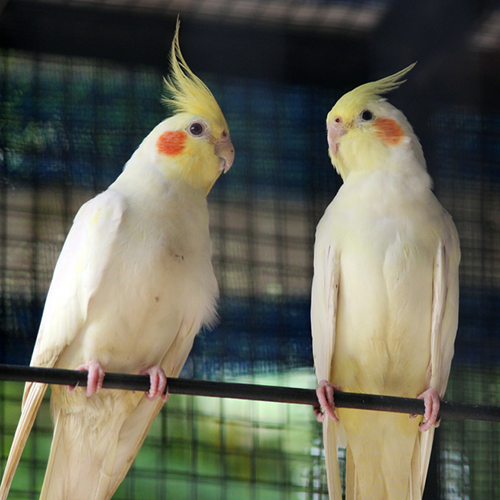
[156,131,187,156]
[374,118,405,145]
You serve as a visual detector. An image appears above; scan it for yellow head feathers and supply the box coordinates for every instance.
[327,63,416,123]
[162,21,228,130]
[325,63,426,179]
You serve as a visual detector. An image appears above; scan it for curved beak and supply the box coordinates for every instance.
[215,136,235,174]
[327,119,347,159]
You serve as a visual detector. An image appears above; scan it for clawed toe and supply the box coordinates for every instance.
[417,388,441,432]
[68,361,105,397]
[314,379,341,423]
[140,366,169,402]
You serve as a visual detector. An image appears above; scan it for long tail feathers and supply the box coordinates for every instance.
[323,418,342,500]
[0,382,48,500]
[340,412,431,500]
[107,340,193,497]
[2,334,195,500]
[106,398,164,498]
[38,384,172,500]
[418,427,435,495]
[39,405,122,500]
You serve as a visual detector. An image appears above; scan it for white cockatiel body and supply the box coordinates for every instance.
[0,22,234,500]
[311,65,459,499]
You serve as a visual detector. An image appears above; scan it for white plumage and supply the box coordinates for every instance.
[311,66,460,499]
[0,22,234,500]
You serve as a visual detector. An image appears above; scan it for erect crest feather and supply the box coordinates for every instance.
[162,20,227,128]
[328,63,416,121]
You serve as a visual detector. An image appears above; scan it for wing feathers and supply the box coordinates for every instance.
[311,243,340,383]
[30,190,126,369]
[311,241,342,499]
[0,190,126,500]
[419,216,460,494]
[0,383,48,500]
[429,242,447,392]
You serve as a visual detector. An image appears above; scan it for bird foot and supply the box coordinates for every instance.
[417,387,441,431]
[68,361,105,397]
[140,366,169,402]
[314,379,341,423]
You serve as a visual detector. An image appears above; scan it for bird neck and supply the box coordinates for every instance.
[336,131,427,183]
[158,154,221,195]
[121,143,219,196]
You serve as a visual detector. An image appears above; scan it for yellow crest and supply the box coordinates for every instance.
[162,20,227,128]
[328,63,416,121]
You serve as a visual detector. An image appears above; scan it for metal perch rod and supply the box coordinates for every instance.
[1,363,499,423]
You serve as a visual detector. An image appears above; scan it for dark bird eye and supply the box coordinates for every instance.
[361,109,374,121]
[188,122,204,136]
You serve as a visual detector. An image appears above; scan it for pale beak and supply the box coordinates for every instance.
[327,119,347,158]
[215,135,235,174]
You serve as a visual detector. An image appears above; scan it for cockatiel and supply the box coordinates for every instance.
[311,64,459,500]
[0,22,234,500]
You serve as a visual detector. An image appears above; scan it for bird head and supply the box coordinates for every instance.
[139,21,234,195]
[326,63,425,180]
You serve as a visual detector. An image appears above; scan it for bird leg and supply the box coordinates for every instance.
[417,387,441,432]
[140,366,169,402]
[314,379,341,423]
[68,361,105,397]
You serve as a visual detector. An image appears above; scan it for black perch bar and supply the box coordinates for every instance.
[1,364,499,423]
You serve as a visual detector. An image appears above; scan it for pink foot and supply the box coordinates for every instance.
[417,388,441,432]
[68,361,105,397]
[314,379,341,423]
[140,366,169,402]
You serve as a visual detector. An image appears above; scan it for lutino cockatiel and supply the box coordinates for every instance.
[0,22,234,500]
[311,64,459,500]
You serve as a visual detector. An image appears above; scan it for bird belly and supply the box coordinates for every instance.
[57,240,217,376]
[331,230,435,398]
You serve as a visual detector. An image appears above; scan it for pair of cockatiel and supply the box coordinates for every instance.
[0,24,458,500]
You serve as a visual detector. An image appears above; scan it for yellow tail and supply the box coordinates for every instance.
[338,409,431,500]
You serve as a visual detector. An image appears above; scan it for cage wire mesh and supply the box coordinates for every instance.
[0,21,499,500]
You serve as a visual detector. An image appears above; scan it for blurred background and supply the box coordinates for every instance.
[1,0,500,498]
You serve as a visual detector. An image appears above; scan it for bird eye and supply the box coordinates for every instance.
[188,122,205,137]
[360,109,374,121]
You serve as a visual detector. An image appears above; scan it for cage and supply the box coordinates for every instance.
[1,0,500,498]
